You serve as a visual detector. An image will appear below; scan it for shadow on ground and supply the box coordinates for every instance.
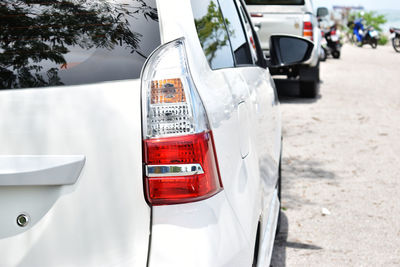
[270,212,323,267]
[281,157,337,208]
[283,157,336,181]
[274,78,321,104]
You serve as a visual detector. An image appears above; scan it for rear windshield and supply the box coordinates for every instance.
[245,0,304,5]
[0,0,160,89]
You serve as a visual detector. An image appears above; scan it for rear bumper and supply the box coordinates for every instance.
[148,192,253,267]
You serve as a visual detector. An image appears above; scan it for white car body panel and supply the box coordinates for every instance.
[250,11,304,49]
[150,192,251,267]
[0,81,150,266]
[257,189,280,266]
[0,0,282,266]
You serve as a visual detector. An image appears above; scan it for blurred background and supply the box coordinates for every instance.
[314,0,400,45]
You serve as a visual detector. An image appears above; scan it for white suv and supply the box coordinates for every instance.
[0,0,312,266]
[245,0,322,97]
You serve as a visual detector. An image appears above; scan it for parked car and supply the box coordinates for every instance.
[0,0,312,266]
[245,0,322,98]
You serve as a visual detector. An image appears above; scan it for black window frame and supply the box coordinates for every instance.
[236,0,268,68]
[218,0,255,67]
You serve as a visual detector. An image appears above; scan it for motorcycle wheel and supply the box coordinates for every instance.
[393,37,400,53]
[332,50,341,59]
[371,39,378,49]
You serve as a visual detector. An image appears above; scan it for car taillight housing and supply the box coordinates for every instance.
[144,131,221,205]
[303,21,313,41]
[141,38,222,205]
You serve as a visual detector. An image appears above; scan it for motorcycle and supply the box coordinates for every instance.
[357,26,379,49]
[389,27,400,53]
[321,26,341,60]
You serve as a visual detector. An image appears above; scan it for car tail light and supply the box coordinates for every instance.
[390,28,394,34]
[251,13,263,18]
[303,21,313,41]
[141,38,222,205]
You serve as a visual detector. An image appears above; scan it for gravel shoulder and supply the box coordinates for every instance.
[271,44,400,266]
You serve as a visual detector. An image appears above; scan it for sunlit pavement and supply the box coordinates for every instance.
[271,44,400,266]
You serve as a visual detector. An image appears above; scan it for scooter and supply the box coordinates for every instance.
[321,26,341,60]
[357,26,379,49]
[389,27,400,53]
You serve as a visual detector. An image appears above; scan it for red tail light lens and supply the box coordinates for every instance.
[303,22,313,30]
[390,28,394,33]
[303,21,313,41]
[144,131,222,205]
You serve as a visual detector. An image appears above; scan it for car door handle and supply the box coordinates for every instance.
[0,155,85,186]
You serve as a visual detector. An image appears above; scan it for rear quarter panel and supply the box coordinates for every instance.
[149,0,281,266]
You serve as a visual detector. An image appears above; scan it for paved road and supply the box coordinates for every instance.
[271,44,400,266]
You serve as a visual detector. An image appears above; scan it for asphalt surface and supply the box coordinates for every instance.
[270,44,400,266]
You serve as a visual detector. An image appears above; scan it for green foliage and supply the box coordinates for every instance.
[379,34,389,45]
[362,11,387,32]
[349,11,387,32]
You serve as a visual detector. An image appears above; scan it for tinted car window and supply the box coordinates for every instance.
[0,0,160,89]
[219,0,253,65]
[190,0,235,70]
[245,0,304,5]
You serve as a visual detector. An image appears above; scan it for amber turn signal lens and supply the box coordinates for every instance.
[151,78,186,104]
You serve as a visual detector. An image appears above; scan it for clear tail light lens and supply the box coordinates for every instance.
[141,38,222,205]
